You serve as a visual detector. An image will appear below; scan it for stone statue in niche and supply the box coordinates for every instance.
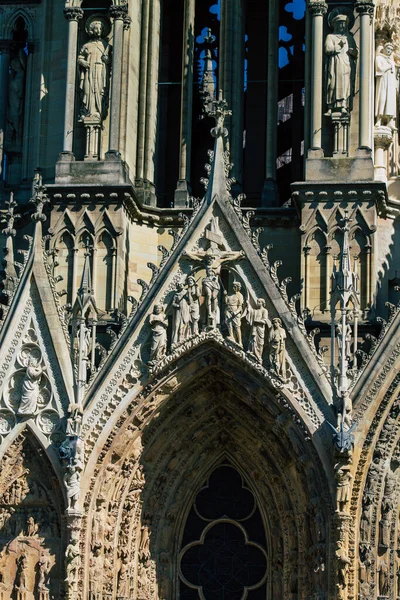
[149,304,168,363]
[64,465,80,511]
[78,16,111,122]
[172,282,190,345]
[269,318,286,379]
[336,322,352,364]
[38,553,50,595]
[247,298,270,362]
[375,41,397,129]
[186,275,200,335]
[17,357,44,417]
[335,463,352,512]
[325,13,357,117]
[6,49,27,150]
[224,282,245,346]
[202,266,221,329]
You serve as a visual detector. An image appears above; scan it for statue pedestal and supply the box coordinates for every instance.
[82,116,102,161]
[374,126,393,183]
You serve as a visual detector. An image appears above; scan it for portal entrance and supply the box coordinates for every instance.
[179,463,268,599]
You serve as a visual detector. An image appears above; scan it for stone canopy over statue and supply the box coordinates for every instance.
[325,12,358,117]
[78,16,111,123]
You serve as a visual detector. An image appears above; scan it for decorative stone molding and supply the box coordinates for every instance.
[307,0,328,17]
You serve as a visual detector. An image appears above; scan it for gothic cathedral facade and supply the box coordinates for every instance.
[0,0,400,598]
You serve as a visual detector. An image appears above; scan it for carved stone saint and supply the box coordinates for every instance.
[172,282,190,345]
[202,267,220,329]
[269,318,286,379]
[224,282,245,346]
[78,17,111,121]
[117,552,130,598]
[375,41,397,129]
[186,275,200,335]
[378,557,389,597]
[247,298,270,362]
[18,358,43,417]
[336,322,352,363]
[335,541,350,590]
[6,49,27,150]
[64,465,80,511]
[139,519,151,560]
[38,553,50,594]
[325,14,357,116]
[149,304,168,363]
[16,551,28,590]
[26,515,38,537]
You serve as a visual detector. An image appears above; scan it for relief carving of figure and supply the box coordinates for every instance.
[325,13,357,116]
[26,515,38,537]
[202,267,221,329]
[375,41,397,129]
[269,318,286,379]
[247,298,270,362]
[172,282,190,345]
[186,276,200,335]
[224,282,245,346]
[18,357,43,417]
[336,322,352,363]
[78,17,111,121]
[16,551,28,590]
[38,553,50,592]
[149,304,168,363]
[65,538,80,585]
[6,50,27,149]
[117,552,130,598]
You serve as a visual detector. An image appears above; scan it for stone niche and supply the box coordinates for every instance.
[0,433,64,599]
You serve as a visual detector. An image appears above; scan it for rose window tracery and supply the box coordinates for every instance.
[179,464,268,599]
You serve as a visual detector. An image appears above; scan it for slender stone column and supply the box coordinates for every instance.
[264,0,279,189]
[107,5,128,155]
[355,0,375,151]
[174,0,195,207]
[61,8,83,159]
[308,0,328,153]
[0,41,10,177]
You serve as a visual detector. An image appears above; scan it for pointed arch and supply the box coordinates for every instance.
[94,228,116,311]
[81,346,334,599]
[0,429,65,597]
[4,9,34,40]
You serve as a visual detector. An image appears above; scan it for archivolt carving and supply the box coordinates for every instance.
[0,432,64,598]
[81,356,333,599]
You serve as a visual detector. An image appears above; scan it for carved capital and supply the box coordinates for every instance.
[64,7,84,21]
[123,15,132,30]
[355,0,375,16]
[308,0,328,16]
[109,4,128,20]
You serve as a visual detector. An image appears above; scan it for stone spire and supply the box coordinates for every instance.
[1,192,20,297]
[203,90,233,205]
[70,239,98,407]
[330,212,360,427]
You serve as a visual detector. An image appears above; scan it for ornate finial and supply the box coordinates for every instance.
[204,90,232,139]
[30,170,49,223]
[1,192,20,237]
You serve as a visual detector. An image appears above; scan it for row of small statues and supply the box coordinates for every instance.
[148,274,287,379]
